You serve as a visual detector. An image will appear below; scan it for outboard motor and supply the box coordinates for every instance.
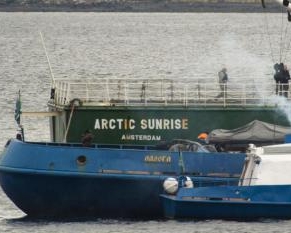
[178,176,194,188]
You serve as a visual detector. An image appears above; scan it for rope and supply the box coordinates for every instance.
[279,6,285,62]
[39,31,55,88]
[63,104,75,142]
[283,31,291,62]
[282,12,291,63]
[63,98,82,142]
[263,6,291,64]
[263,8,275,64]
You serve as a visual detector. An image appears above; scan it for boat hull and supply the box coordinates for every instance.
[162,198,291,220]
[161,185,291,220]
[0,169,164,218]
[0,139,245,218]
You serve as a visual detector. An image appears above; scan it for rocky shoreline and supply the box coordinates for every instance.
[0,2,282,12]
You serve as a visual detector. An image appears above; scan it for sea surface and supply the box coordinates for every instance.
[1,11,291,232]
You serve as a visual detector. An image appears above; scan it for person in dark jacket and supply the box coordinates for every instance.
[274,63,284,95]
[274,63,289,96]
[81,129,94,147]
[281,64,291,98]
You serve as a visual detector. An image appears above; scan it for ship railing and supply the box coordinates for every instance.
[52,78,289,107]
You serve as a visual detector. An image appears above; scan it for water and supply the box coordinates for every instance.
[2,218,291,233]
[1,12,291,232]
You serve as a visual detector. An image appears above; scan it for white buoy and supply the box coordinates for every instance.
[163,177,178,194]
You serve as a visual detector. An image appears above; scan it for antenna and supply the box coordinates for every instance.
[39,31,55,87]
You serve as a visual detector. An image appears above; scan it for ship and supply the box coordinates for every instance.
[0,138,245,218]
[0,77,290,218]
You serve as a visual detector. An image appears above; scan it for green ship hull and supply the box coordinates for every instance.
[49,105,289,145]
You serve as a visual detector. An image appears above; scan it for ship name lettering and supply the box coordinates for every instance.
[144,155,171,163]
[94,118,188,130]
[95,118,136,130]
[140,118,188,130]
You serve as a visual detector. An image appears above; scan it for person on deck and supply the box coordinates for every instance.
[273,63,290,97]
[282,64,291,98]
[216,68,228,98]
[197,132,209,144]
[274,63,284,95]
[81,130,94,147]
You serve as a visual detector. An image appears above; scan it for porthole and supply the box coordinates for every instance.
[77,155,87,166]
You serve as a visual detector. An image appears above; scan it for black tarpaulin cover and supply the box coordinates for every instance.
[207,120,291,144]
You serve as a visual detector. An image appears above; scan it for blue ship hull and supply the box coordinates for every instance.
[0,139,245,218]
[161,185,291,220]
[0,169,164,218]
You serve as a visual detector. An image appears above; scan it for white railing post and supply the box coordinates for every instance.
[60,81,65,104]
[243,83,246,106]
[223,83,227,107]
[205,83,207,106]
[106,79,110,102]
[146,80,148,105]
[66,82,71,105]
[86,83,89,102]
[161,79,164,104]
[197,80,200,102]
[184,86,188,107]
[124,82,128,105]
[54,81,59,104]
[57,81,61,104]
